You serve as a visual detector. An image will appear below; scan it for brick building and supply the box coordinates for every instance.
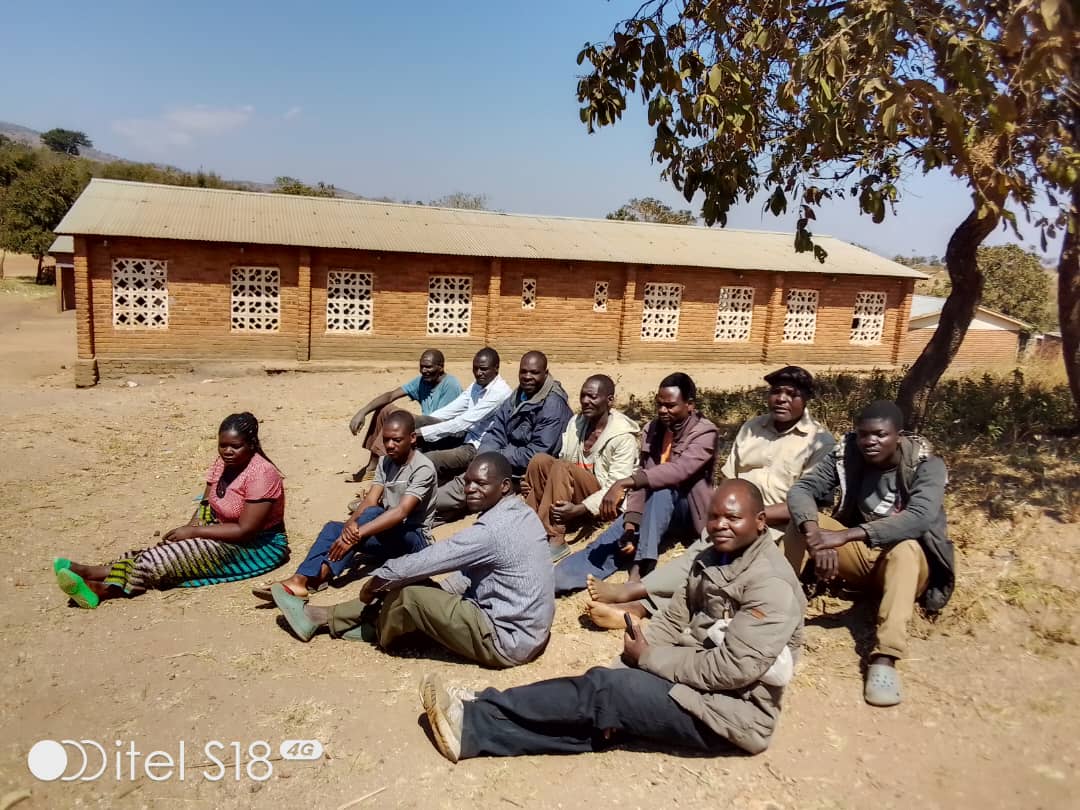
[48,234,76,313]
[902,295,1031,369]
[57,179,925,387]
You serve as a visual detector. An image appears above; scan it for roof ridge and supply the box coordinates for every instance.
[84,179,829,238]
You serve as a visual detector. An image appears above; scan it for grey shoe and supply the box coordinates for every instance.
[864,663,902,707]
[272,584,319,642]
[419,673,464,763]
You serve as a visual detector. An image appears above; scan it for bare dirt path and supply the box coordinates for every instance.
[0,290,1077,809]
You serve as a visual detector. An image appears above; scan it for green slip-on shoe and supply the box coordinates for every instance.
[57,568,99,610]
[271,583,319,642]
[53,558,72,575]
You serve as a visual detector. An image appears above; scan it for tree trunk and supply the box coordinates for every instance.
[1059,184,1080,424]
[0,250,6,280]
[896,203,999,428]
[35,254,43,284]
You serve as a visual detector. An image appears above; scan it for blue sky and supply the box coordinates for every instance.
[2,0,1053,261]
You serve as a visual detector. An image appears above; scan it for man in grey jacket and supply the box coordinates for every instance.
[418,479,805,762]
[784,400,955,708]
[272,453,555,668]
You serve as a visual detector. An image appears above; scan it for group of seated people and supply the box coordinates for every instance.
[54,347,956,766]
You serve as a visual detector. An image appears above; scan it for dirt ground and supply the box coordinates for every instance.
[1,269,1078,809]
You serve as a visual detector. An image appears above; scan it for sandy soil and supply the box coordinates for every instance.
[0,281,1077,809]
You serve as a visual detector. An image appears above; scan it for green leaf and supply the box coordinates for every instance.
[709,64,723,92]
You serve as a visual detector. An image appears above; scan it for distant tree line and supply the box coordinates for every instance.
[0,131,254,279]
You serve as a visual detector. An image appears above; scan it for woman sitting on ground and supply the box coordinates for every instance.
[54,412,289,608]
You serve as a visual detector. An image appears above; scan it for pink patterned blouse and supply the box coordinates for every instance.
[205,454,286,530]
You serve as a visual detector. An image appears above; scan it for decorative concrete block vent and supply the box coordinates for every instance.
[326,270,373,333]
[640,282,683,340]
[850,291,887,344]
[112,258,168,329]
[427,275,472,335]
[714,285,754,342]
[230,266,281,331]
[782,289,819,343]
[593,281,609,312]
[521,278,537,310]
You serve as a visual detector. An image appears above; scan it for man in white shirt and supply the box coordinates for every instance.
[415,347,512,482]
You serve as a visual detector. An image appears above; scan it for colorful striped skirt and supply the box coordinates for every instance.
[103,527,289,594]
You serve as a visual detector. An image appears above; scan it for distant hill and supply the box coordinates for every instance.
[0,120,127,164]
[0,120,364,199]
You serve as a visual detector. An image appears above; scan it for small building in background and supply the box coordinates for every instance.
[55,179,926,387]
[1030,330,1063,361]
[48,234,76,312]
[902,294,1031,369]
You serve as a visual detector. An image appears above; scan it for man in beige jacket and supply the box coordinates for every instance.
[418,479,806,762]
[521,374,640,561]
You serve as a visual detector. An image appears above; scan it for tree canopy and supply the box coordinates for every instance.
[430,192,488,210]
[576,0,1078,422]
[40,128,93,156]
[607,196,696,224]
[272,176,338,197]
[0,132,246,270]
[928,245,1055,330]
[0,160,91,259]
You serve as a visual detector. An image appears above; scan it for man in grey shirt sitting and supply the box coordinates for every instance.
[271,453,555,668]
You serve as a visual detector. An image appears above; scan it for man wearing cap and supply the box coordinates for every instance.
[585,366,835,625]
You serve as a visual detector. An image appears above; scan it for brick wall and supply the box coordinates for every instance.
[72,236,916,381]
[902,327,1020,368]
[86,237,300,360]
[491,260,625,359]
[763,275,910,366]
[310,249,491,362]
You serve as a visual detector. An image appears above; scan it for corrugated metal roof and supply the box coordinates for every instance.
[48,234,73,254]
[910,294,1030,329]
[56,179,926,279]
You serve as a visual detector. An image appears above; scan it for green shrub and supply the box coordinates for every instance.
[623,369,1075,452]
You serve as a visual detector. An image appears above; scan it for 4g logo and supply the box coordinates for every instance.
[279,740,323,761]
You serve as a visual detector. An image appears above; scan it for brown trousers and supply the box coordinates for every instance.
[523,453,601,538]
[783,513,929,660]
[327,582,512,668]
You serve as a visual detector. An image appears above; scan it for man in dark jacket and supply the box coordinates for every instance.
[434,351,572,520]
[784,400,955,708]
[554,373,718,593]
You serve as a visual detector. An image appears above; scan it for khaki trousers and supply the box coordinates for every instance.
[328,582,513,668]
[783,513,929,660]
[523,454,602,538]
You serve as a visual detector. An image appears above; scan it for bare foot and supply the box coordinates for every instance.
[276,573,322,599]
[68,561,111,581]
[586,574,648,605]
[583,600,648,630]
[583,600,628,630]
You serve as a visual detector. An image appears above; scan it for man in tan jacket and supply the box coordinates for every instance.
[418,479,806,762]
[521,374,640,561]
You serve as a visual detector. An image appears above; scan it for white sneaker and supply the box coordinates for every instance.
[419,674,464,763]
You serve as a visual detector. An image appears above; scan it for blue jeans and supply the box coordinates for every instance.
[295,506,428,579]
[553,488,692,594]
